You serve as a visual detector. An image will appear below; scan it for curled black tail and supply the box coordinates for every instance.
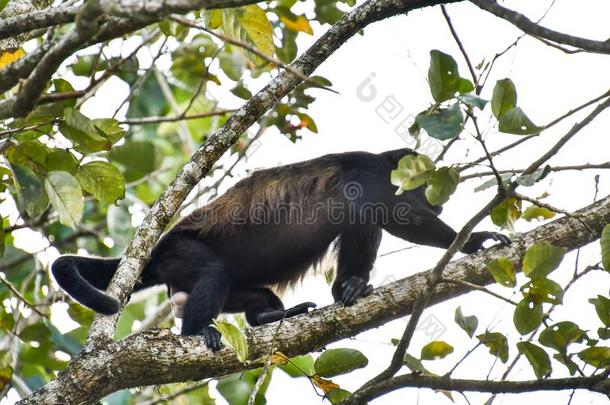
[51,255,121,315]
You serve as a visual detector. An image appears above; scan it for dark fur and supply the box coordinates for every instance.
[52,149,510,349]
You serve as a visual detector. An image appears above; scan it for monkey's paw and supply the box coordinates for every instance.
[340,276,373,306]
[202,326,222,351]
[463,231,512,254]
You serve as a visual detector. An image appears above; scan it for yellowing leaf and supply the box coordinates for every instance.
[0,48,25,69]
[223,5,274,66]
[280,15,314,35]
[312,375,339,394]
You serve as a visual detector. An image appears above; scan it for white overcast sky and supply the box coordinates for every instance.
[8,0,610,404]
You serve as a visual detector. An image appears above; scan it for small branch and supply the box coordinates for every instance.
[0,274,48,318]
[460,163,610,181]
[341,373,610,404]
[441,277,517,306]
[120,109,236,125]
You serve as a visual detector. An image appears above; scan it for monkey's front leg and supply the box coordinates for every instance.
[256,302,317,325]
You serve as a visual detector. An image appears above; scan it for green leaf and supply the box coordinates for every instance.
[539,322,584,353]
[416,103,464,141]
[428,50,460,103]
[590,295,610,327]
[107,200,135,252]
[425,167,459,206]
[601,224,610,271]
[420,341,454,360]
[220,48,248,81]
[278,354,315,377]
[514,299,544,335]
[522,242,567,280]
[327,388,352,404]
[222,5,274,66]
[521,279,563,304]
[516,166,551,186]
[403,353,431,374]
[522,206,556,222]
[314,348,368,377]
[67,303,95,328]
[45,150,78,175]
[59,108,112,153]
[217,370,270,405]
[458,93,488,110]
[477,332,509,363]
[92,118,125,145]
[390,154,435,194]
[553,353,580,376]
[517,342,551,379]
[213,320,248,363]
[491,78,517,119]
[203,9,223,29]
[455,306,478,337]
[277,28,298,64]
[499,107,541,135]
[19,323,51,342]
[457,78,474,94]
[11,164,49,218]
[108,140,161,182]
[491,197,522,229]
[578,347,610,368]
[0,0,9,13]
[486,257,516,288]
[76,161,125,204]
[44,171,83,229]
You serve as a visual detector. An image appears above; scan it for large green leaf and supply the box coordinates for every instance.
[521,279,563,304]
[428,50,460,103]
[45,150,78,175]
[491,78,517,119]
[44,171,83,229]
[76,161,125,204]
[486,257,516,288]
[390,154,435,194]
[416,103,464,141]
[517,342,551,379]
[11,164,49,218]
[314,348,368,377]
[522,242,566,280]
[490,197,522,229]
[499,107,541,135]
[223,5,274,66]
[425,166,459,205]
[279,354,315,377]
[578,347,610,368]
[522,205,555,222]
[514,299,543,335]
[539,322,584,353]
[59,108,112,154]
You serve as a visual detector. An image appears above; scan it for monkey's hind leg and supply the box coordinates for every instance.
[225,288,316,326]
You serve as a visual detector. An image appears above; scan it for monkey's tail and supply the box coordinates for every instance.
[51,255,122,315]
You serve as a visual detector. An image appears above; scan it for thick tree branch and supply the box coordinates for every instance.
[469,0,610,54]
[19,195,610,404]
[0,3,77,42]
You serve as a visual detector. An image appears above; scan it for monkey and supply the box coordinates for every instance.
[52,148,510,350]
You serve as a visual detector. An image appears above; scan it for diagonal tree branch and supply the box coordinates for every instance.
[469,0,610,54]
[19,195,610,404]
